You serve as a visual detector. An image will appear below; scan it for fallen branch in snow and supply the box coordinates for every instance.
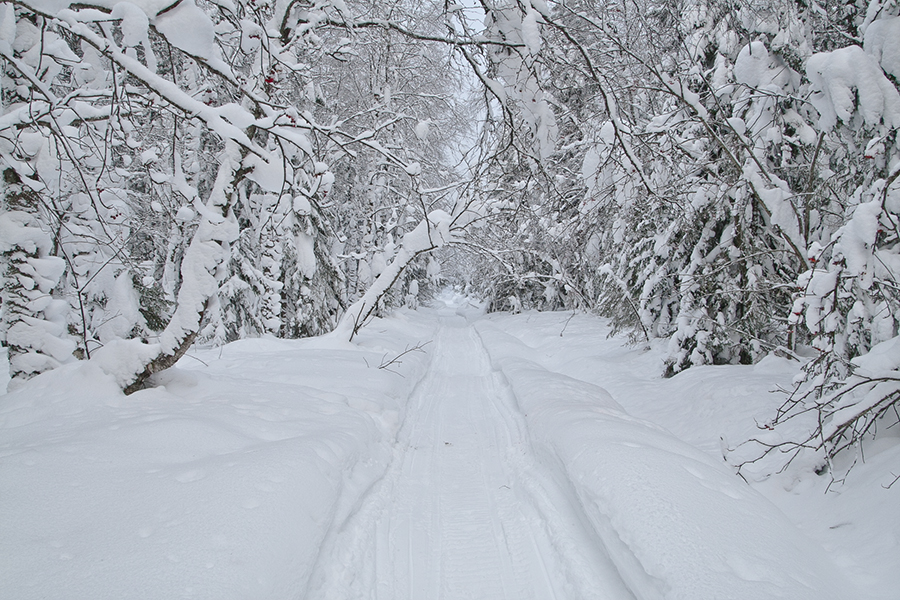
[559,311,577,337]
[884,473,900,490]
[728,351,900,487]
[370,341,432,376]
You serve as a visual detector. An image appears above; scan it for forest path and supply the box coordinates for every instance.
[306,311,634,600]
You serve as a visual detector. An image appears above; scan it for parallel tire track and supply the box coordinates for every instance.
[307,314,634,600]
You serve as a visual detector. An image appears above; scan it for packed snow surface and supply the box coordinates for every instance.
[2,291,897,599]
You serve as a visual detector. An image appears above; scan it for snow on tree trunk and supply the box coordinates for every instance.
[91,145,239,394]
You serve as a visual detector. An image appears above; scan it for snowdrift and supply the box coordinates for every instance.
[475,320,857,600]
[0,314,436,600]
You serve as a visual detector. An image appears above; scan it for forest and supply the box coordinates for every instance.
[2,0,899,477]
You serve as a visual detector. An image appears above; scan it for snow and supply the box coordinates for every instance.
[843,199,882,287]
[244,152,287,194]
[529,0,550,18]
[152,143,239,359]
[743,162,804,252]
[521,7,541,56]
[0,318,433,599]
[239,18,262,54]
[174,205,194,222]
[153,0,217,62]
[294,232,316,279]
[90,338,163,387]
[483,6,556,160]
[475,329,851,599]
[864,17,900,81]
[403,161,421,176]
[335,211,457,339]
[734,41,775,88]
[0,3,14,45]
[662,73,709,120]
[94,272,146,342]
[292,194,311,215]
[109,1,152,71]
[0,210,54,255]
[853,335,900,375]
[806,45,900,130]
[414,119,430,141]
[581,147,601,195]
[479,310,899,600]
[2,298,897,599]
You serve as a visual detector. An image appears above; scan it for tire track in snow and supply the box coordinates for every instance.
[306,314,635,600]
[475,327,637,600]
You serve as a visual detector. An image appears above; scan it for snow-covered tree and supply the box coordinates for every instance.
[0,169,75,387]
[0,0,477,388]
[745,5,900,477]
[4,0,895,478]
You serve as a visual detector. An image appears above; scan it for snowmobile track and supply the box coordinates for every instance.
[306,314,634,600]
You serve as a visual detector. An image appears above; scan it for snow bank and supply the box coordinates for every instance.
[475,320,857,600]
[2,305,890,598]
[483,310,900,599]
[0,312,435,600]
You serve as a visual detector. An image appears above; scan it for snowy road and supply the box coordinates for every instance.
[1,301,872,600]
[308,316,633,600]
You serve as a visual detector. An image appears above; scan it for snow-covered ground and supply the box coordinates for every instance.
[479,309,900,599]
[1,291,897,599]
